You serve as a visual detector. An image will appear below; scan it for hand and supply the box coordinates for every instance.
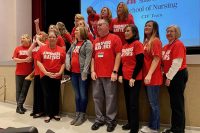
[118,76,123,83]
[25,57,32,62]
[111,73,117,82]
[144,74,152,85]
[34,18,39,24]
[129,78,135,87]
[52,73,61,78]
[91,72,97,80]
[165,79,171,86]
[81,74,87,81]
[46,72,54,78]
[66,65,71,71]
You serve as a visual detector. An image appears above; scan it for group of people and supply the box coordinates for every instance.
[12,2,188,133]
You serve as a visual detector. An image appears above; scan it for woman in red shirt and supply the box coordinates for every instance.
[37,31,66,123]
[12,34,33,114]
[66,26,93,126]
[162,25,188,133]
[111,2,135,45]
[140,20,162,133]
[100,7,113,32]
[118,25,144,132]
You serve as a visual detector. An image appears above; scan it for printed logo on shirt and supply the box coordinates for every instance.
[73,46,81,53]
[43,51,60,60]
[113,24,127,32]
[162,50,171,60]
[95,41,111,50]
[121,47,133,57]
[19,50,28,55]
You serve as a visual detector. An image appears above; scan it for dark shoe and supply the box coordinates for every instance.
[91,122,104,130]
[30,112,35,116]
[74,113,86,126]
[53,116,61,121]
[21,107,27,112]
[70,112,80,125]
[44,117,51,123]
[122,123,130,130]
[16,107,25,114]
[107,123,117,132]
[33,113,44,118]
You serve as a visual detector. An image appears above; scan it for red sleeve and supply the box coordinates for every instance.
[88,33,94,43]
[36,47,43,62]
[113,35,122,53]
[128,14,135,25]
[64,33,73,43]
[151,38,162,58]
[12,47,19,59]
[134,41,144,55]
[172,41,185,59]
[56,36,65,47]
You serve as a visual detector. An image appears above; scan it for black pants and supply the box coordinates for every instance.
[167,69,188,133]
[32,75,44,114]
[41,76,60,117]
[123,79,141,133]
[15,75,31,107]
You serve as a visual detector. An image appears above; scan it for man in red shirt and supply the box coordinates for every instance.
[87,6,99,38]
[91,19,122,132]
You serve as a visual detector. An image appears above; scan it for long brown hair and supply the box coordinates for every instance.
[143,20,160,53]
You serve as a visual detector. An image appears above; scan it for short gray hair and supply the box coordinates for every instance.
[166,25,181,39]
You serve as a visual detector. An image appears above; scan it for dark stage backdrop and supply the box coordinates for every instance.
[32,0,80,35]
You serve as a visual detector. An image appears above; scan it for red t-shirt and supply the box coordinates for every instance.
[162,39,187,74]
[12,45,33,75]
[71,27,76,41]
[32,46,40,75]
[88,14,100,37]
[111,14,134,45]
[143,38,163,86]
[93,33,122,77]
[88,32,94,43]
[63,33,73,44]
[37,44,66,79]
[121,40,144,80]
[71,41,83,73]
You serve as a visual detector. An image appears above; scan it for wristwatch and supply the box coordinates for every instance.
[112,70,118,74]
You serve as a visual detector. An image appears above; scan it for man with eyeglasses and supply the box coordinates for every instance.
[91,19,122,132]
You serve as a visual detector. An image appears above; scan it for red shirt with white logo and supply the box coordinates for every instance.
[71,41,83,73]
[12,45,33,75]
[111,14,134,45]
[162,39,187,74]
[93,33,122,77]
[121,40,144,80]
[143,38,163,86]
[37,44,66,79]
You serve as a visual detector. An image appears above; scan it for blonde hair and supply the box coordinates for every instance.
[56,22,69,35]
[39,31,48,42]
[75,14,84,20]
[21,34,31,44]
[78,26,88,40]
[166,25,181,39]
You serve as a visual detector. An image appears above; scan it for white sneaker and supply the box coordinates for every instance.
[140,126,158,133]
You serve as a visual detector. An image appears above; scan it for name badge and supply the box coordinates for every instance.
[98,52,104,58]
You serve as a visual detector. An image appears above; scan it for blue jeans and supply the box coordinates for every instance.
[146,86,160,130]
[71,73,89,113]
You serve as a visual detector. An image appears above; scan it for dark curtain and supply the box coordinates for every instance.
[32,0,44,36]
